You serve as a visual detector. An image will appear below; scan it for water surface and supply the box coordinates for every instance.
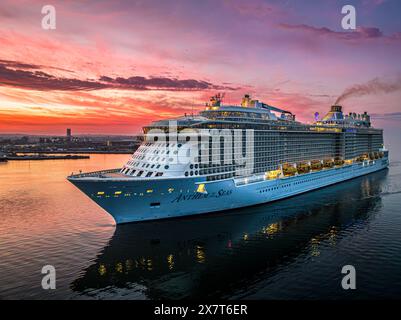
[1,153,401,299]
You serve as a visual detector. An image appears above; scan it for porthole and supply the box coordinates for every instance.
[164,165,169,170]
[185,172,189,176]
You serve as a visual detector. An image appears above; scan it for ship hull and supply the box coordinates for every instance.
[68,157,389,224]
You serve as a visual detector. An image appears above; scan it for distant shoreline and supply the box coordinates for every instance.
[6,155,90,161]
[14,151,133,154]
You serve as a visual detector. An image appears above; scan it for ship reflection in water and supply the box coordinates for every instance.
[72,170,389,299]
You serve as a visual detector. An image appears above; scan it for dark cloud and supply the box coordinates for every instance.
[0,59,40,70]
[100,75,227,90]
[0,63,107,91]
[0,60,236,92]
[279,23,400,41]
[0,59,75,73]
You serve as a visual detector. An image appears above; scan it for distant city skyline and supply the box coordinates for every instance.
[1,0,401,134]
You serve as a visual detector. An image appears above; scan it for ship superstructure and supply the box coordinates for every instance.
[68,94,388,224]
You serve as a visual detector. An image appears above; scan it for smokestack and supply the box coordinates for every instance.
[331,105,342,112]
[335,76,401,104]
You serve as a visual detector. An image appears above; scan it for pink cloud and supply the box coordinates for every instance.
[0,0,400,134]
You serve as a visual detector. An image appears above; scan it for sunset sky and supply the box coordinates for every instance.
[1,0,401,135]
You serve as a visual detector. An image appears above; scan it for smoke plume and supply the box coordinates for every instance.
[335,77,401,104]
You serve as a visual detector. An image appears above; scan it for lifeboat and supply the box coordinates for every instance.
[379,151,384,158]
[334,159,344,166]
[296,162,310,174]
[310,160,323,171]
[323,159,334,168]
[281,163,297,176]
[357,153,369,162]
[266,169,281,180]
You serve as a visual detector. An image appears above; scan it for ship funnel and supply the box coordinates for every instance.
[331,105,342,112]
[321,105,344,121]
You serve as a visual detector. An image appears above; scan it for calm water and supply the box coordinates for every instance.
[1,153,401,299]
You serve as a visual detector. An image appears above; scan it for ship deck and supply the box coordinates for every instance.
[67,168,185,181]
[68,169,127,180]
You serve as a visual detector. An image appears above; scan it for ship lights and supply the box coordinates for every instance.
[197,183,207,194]
[167,254,174,270]
[98,264,107,276]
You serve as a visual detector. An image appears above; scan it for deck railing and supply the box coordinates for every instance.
[68,168,121,178]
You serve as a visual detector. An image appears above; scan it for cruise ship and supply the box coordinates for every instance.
[68,94,389,224]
